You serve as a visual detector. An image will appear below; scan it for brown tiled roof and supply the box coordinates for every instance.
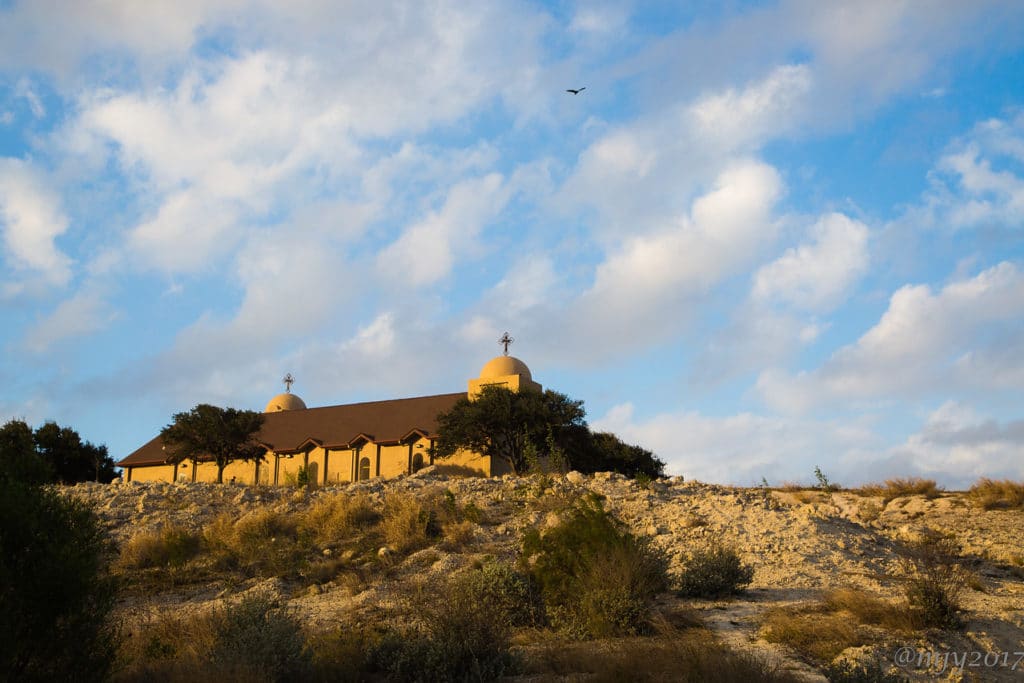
[116,392,465,467]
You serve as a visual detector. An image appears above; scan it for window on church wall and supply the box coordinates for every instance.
[412,453,424,472]
[359,457,370,481]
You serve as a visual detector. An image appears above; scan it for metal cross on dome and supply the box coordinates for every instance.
[498,332,514,355]
[282,373,295,393]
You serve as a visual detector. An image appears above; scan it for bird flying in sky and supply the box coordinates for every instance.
[566,87,586,94]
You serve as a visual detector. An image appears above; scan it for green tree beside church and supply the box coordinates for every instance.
[434,385,664,479]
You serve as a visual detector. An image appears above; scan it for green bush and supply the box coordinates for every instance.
[369,573,517,682]
[461,561,544,628]
[0,480,117,681]
[678,542,754,598]
[207,594,311,681]
[521,494,669,638]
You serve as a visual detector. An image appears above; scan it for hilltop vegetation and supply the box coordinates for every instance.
[49,471,1024,682]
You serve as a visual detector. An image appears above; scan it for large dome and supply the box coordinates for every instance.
[264,393,307,412]
[478,355,532,381]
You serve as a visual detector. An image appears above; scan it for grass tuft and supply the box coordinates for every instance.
[762,588,919,664]
[968,478,1024,510]
[522,631,802,683]
[118,524,201,570]
[857,478,943,503]
[380,491,445,554]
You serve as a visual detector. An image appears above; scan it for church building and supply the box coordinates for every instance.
[116,348,541,485]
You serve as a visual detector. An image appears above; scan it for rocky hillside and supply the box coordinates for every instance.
[66,469,1024,682]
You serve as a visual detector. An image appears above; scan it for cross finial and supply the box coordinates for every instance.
[498,332,514,356]
[282,373,295,393]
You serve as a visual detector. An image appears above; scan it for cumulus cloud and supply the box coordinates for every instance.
[592,402,880,486]
[0,159,73,290]
[560,63,810,239]
[376,173,508,287]
[758,262,1024,412]
[690,64,813,150]
[752,212,869,312]
[555,160,783,360]
[883,402,1024,487]
[935,114,1024,230]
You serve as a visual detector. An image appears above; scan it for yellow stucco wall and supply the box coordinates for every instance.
[435,447,493,477]
[323,448,354,485]
[377,444,409,478]
[127,464,176,483]
[468,374,541,399]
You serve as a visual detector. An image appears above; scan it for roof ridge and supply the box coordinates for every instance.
[265,390,465,416]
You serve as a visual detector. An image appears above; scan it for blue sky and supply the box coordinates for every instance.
[1,1,1023,488]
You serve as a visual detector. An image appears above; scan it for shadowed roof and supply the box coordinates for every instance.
[116,392,465,467]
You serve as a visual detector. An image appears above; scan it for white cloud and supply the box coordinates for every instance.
[376,173,508,287]
[15,78,45,118]
[560,64,809,240]
[935,115,1024,230]
[690,64,813,150]
[0,159,73,289]
[592,402,880,486]
[342,313,397,360]
[23,288,115,352]
[556,160,783,360]
[758,262,1024,412]
[0,1,228,77]
[485,256,559,315]
[125,190,241,274]
[884,402,1024,486]
[752,212,869,312]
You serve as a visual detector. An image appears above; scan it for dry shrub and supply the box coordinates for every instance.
[900,531,964,629]
[381,491,444,554]
[117,596,310,682]
[203,509,308,576]
[369,572,519,681]
[762,606,862,663]
[762,588,918,664]
[299,492,379,545]
[207,595,311,681]
[523,631,801,683]
[681,512,707,528]
[968,478,1024,510]
[114,608,222,680]
[789,489,822,505]
[822,589,917,632]
[857,478,943,503]
[118,524,201,570]
[441,519,477,549]
[858,500,883,523]
[308,623,383,681]
[824,659,910,683]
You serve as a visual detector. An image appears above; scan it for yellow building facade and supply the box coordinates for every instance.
[118,354,539,484]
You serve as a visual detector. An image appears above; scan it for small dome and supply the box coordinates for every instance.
[264,393,307,412]
[478,356,532,381]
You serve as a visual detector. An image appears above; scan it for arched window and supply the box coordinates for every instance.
[412,453,424,473]
[359,456,371,481]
